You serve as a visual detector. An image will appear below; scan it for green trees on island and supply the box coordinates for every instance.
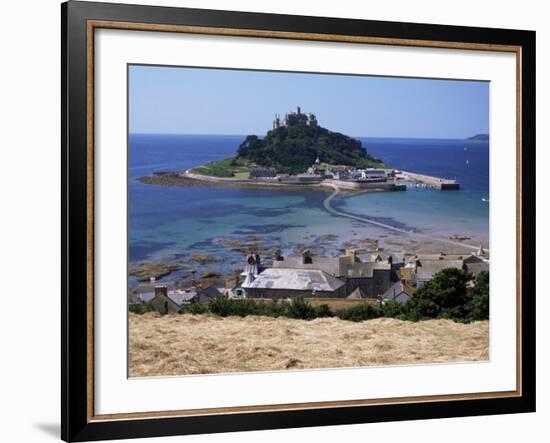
[236,124,385,174]
[189,121,388,177]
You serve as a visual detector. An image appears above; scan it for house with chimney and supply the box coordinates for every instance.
[138,285,221,314]
[241,249,402,299]
[399,252,489,287]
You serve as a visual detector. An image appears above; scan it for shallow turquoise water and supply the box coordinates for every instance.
[128,134,489,281]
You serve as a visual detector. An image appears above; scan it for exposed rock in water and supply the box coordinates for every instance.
[245,235,262,242]
[450,234,472,241]
[201,271,222,279]
[293,244,324,255]
[342,238,379,249]
[128,262,183,282]
[190,254,220,264]
[215,238,273,255]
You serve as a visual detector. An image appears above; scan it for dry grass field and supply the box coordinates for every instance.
[128,313,489,377]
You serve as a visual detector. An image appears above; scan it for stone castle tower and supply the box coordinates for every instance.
[273,106,318,129]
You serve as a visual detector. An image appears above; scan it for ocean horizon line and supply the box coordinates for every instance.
[129,132,487,142]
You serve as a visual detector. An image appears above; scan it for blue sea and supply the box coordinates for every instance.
[129,134,489,283]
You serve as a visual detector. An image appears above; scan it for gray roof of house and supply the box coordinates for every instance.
[346,261,391,278]
[167,289,198,305]
[133,281,178,294]
[416,260,464,281]
[138,292,156,303]
[347,287,366,299]
[465,262,490,275]
[242,268,344,292]
[463,255,485,264]
[271,255,350,277]
[407,253,444,263]
[199,286,222,299]
[381,281,415,300]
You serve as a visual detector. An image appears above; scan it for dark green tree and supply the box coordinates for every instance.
[466,270,489,320]
[405,268,472,320]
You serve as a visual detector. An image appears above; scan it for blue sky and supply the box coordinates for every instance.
[129,65,489,139]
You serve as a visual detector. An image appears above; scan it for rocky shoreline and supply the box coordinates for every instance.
[129,229,488,294]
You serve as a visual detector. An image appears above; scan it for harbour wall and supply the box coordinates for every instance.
[399,171,460,190]
[324,179,406,191]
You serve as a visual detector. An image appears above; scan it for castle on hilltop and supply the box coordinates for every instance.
[273,106,318,129]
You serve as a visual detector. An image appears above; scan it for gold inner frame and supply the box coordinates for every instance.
[85,19,523,423]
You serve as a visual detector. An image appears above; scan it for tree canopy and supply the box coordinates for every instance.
[405,269,489,321]
[236,124,384,174]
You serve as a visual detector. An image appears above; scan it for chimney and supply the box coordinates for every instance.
[346,249,357,263]
[154,285,168,298]
[243,273,255,286]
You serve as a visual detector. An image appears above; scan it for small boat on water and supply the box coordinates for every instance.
[482,197,489,202]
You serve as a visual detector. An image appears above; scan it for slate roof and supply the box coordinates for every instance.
[407,253,443,263]
[347,287,366,299]
[346,261,391,278]
[416,260,464,281]
[271,255,351,277]
[242,268,345,292]
[166,288,198,305]
[138,292,156,303]
[381,281,415,301]
[465,262,490,275]
[463,255,485,264]
[139,288,198,306]
[199,286,223,300]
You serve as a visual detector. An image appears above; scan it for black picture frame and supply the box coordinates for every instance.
[62,1,536,441]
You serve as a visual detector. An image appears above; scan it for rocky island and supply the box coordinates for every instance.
[139,106,403,192]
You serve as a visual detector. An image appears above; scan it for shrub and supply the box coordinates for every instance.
[207,297,287,318]
[287,297,317,320]
[128,303,155,315]
[187,303,209,315]
[255,299,288,318]
[336,303,378,322]
[207,297,235,317]
[315,304,333,318]
[379,300,405,318]
[230,299,262,317]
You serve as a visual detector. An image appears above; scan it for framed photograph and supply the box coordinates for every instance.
[62,1,536,441]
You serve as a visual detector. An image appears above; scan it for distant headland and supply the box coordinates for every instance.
[467,133,489,141]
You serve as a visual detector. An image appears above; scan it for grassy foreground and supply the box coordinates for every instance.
[128,313,488,377]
